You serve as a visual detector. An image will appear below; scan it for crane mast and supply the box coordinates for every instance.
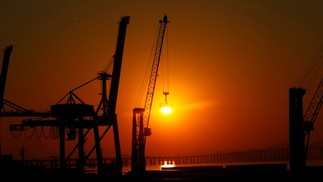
[131,15,169,174]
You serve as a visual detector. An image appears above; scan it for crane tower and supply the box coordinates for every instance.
[0,16,130,176]
[131,15,169,174]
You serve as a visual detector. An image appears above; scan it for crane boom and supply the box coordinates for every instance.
[131,15,169,174]
[0,45,13,111]
[144,15,169,133]
[304,78,323,159]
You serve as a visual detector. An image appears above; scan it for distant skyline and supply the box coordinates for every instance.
[1,0,323,160]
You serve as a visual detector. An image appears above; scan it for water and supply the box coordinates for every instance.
[120,159,323,174]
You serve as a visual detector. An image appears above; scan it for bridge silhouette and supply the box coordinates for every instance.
[21,147,323,170]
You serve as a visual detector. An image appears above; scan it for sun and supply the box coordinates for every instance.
[160,105,173,115]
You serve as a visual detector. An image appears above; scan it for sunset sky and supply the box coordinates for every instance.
[1,0,323,160]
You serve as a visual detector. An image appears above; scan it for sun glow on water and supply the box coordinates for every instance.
[160,160,175,169]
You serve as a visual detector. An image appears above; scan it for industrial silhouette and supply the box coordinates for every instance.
[0,15,323,180]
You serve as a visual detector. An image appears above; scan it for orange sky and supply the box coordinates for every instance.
[1,0,323,160]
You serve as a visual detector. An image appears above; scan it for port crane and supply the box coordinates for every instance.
[289,48,323,175]
[131,15,169,174]
[0,16,130,176]
[289,78,322,175]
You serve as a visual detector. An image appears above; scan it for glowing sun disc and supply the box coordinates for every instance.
[160,105,173,114]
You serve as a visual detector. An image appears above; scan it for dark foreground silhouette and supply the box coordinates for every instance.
[2,157,323,181]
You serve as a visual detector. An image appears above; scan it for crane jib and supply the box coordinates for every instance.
[131,15,169,174]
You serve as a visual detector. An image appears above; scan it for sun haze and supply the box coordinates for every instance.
[0,0,322,161]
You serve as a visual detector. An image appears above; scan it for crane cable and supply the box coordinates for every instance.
[162,27,170,95]
[293,46,323,89]
[103,56,114,73]
[136,23,161,107]
[292,46,323,159]
[13,56,115,140]
[136,23,171,108]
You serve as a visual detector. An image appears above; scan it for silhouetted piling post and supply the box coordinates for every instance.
[20,145,25,162]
